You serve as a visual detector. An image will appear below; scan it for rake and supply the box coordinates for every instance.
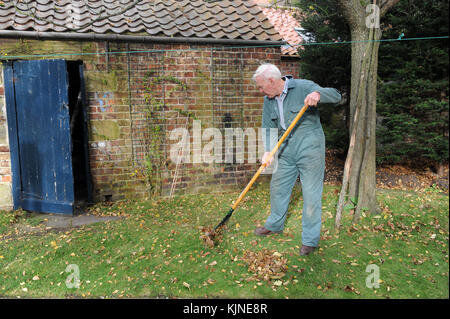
[210,103,310,234]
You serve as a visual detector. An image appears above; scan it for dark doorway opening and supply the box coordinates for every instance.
[67,61,92,207]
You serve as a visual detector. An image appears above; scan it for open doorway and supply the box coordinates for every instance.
[67,61,92,207]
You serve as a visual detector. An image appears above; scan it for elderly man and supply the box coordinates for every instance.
[253,63,341,256]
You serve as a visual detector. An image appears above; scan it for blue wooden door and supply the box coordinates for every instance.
[4,59,75,214]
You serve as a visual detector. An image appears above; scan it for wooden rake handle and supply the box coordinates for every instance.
[231,104,310,210]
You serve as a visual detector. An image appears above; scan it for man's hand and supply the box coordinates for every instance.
[261,151,274,167]
[304,91,321,107]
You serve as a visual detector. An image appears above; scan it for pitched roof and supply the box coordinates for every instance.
[0,0,282,42]
[251,0,303,56]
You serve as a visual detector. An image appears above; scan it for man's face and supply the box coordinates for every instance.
[254,76,279,99]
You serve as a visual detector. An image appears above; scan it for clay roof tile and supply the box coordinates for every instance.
[0,0,281,42]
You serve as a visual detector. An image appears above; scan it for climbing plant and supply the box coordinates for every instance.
[137,73,190,197]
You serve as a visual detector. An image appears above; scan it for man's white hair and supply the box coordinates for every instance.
[252,63,282,81]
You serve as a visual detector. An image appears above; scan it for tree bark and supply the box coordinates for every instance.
[335,0,399,229]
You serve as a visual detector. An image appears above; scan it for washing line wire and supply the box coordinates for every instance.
[0,35,448,60]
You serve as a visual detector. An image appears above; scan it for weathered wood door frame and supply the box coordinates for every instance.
[3,59,92,215]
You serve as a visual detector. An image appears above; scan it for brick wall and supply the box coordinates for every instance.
[0,65,13,210]
[0,38,286,208]
[280,56,301,78]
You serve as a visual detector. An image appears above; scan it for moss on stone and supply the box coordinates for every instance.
[89,120,120,141]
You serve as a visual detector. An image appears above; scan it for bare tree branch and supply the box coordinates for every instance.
[379,0,401,17]
[336,0,365,30]
[337,0,401,30]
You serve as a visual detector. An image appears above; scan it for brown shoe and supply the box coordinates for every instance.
[300,245,316,256]
[254,227,282,237]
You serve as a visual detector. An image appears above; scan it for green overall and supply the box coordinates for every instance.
[262,76,341,247]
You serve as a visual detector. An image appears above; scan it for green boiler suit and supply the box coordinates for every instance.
[261,76,342,247]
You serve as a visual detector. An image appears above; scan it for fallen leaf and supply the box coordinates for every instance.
[344,285,354,292]
[387,221,395,230]
[207,278,216,285]
[273,280,282,287]
[183,282,190,289]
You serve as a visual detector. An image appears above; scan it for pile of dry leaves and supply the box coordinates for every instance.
[199,225,226,248]
[241,249,288,283]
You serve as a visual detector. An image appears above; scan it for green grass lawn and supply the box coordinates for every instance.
[0,182,448,298]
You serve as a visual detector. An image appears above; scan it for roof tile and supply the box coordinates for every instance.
[0,0,281,42]
[260,7,303,55]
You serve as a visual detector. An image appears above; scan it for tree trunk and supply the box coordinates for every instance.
[335,26,380,228]
[349,26,381,222]
[335,0,399,229]
[436,161,445,177]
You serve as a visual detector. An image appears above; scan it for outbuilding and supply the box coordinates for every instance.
[0,0,293,213]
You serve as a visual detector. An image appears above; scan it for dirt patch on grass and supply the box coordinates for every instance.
[324,149,449,192]
[0,211,122,242]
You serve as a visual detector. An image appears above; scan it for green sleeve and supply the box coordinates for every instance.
[304,80,342,104]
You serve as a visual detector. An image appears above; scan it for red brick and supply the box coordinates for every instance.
[1,175,11,182]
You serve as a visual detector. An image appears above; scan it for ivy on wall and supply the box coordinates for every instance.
[134,73,192,197]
